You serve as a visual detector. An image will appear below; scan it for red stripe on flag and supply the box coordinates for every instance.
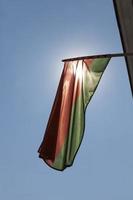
[38,59,94,164]
[38,62,75,162]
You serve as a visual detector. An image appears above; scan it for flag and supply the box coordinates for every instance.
[38,57,111,171]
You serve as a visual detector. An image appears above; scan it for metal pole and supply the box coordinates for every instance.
[62,52,133,62]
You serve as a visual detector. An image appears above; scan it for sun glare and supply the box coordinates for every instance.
[72,60,83,81]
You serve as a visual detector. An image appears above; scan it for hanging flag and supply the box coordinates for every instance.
[38,57,111,171]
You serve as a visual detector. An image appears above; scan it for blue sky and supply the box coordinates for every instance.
[0,0,133,199]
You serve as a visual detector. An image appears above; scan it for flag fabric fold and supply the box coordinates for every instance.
[38,57,111,171]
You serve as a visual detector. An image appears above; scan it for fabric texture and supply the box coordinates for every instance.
[38,57,111,171]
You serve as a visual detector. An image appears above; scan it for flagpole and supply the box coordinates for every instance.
[62,52,133,62]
